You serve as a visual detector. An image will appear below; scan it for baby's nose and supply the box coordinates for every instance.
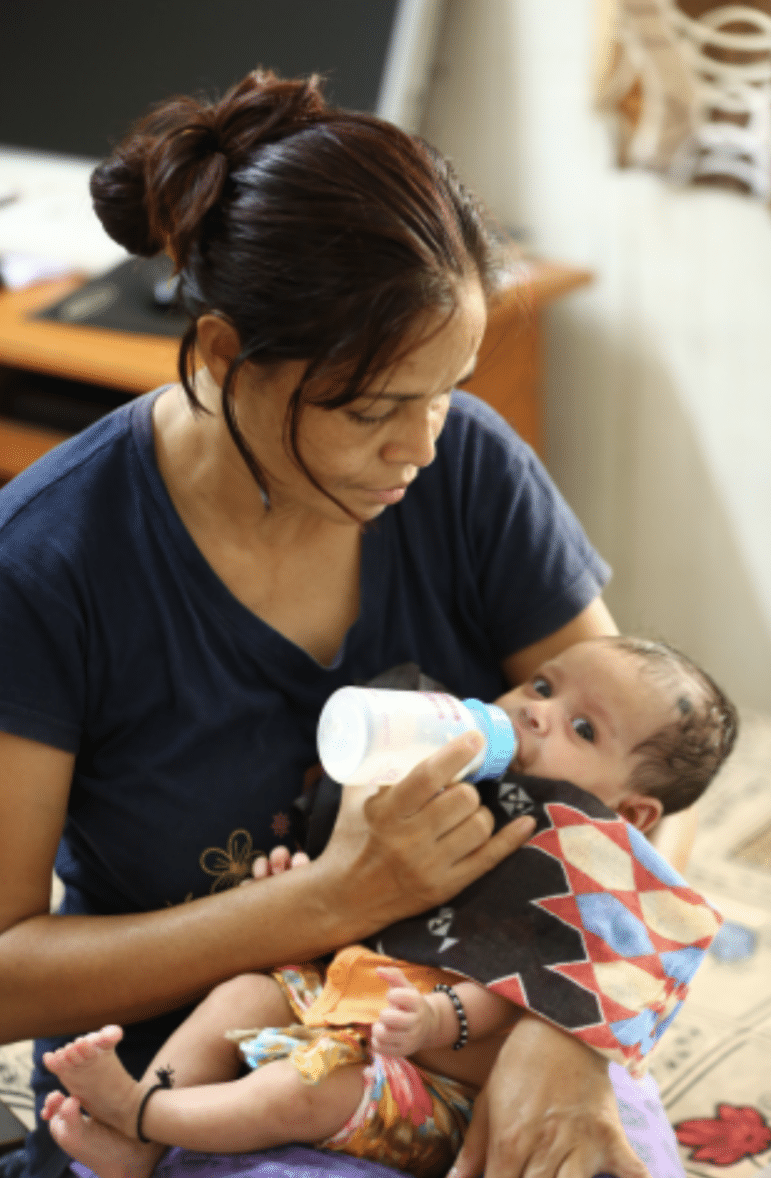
[520,701,551,733]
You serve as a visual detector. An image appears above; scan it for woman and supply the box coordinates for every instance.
[0,70,671,1178]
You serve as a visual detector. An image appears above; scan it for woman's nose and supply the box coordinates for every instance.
[381,408,438,469]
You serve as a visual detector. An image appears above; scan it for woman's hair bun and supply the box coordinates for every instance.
[90,69,329,266]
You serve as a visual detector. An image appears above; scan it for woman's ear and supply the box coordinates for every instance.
[617,792,664,834]
[195,314,241,388]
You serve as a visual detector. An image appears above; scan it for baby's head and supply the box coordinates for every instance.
[506,637,738,832]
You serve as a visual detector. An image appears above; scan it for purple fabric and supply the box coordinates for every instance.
[70,1063,684,1178]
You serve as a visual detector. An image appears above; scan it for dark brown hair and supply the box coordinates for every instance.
[609,637,739,815]
[89,70,497,503]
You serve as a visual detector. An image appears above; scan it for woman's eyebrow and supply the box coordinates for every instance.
[366,365,478,402]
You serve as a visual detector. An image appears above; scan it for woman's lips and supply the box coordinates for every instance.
[359,484,410,505]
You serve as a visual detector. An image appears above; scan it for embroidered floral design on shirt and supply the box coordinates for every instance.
[271,811,291,839]
[199,829,262,892]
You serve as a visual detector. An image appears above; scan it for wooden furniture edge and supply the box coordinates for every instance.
[0,418,70,479]
[489,257,594,317]
[0,275,179,393]
[0,259,593,394]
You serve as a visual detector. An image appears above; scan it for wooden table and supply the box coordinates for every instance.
[0,258,591,481]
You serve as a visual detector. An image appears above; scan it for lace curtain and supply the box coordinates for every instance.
[596,1,771,198]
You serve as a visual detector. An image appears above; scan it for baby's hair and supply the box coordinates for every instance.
[609,637,738,815]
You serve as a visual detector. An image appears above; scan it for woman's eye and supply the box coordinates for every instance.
[572,717,595,743]
[346,404,398,426]
[532,677,551,698]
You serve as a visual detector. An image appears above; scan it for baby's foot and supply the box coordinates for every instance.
[44,1093,163,1178]
[42,1025,142,1138]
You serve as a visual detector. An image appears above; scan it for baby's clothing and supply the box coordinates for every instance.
[286,944,460,1027]
[231,953,475,1178]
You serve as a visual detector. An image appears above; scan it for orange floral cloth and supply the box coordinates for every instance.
[297,944,461,1026]
[229,955,475,1178]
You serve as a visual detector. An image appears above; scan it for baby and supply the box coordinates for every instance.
[42,636,737,1178]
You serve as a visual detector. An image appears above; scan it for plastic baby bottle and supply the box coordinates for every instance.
[317,687,517,787]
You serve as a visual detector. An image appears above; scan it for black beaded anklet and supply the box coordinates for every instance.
[433,983,469,1050]
[136,1066,175,1143]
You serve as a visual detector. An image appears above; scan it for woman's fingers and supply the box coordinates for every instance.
[321,733,535,931]
[441,813,536,893]
[483,1122,650,1178]
[369,733,485,823]
[474,1017,653,1178]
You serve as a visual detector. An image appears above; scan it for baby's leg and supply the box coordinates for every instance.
[43,973,293,1124]
[42,1055,364,1178]
[138,1057,366,1154]
[141,971,295,1089]
[42,973,295,1178]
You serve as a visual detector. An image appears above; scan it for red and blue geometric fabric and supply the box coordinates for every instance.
[370,774,722,1075]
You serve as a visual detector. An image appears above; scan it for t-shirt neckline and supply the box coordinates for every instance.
[129,386,375,673]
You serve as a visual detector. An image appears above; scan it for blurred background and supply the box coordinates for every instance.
[3,5,771,1167]
[1,0,770,717]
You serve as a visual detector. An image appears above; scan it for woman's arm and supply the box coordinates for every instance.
[648,802,699,873]
[500,596,618,687]
[0,730,535,1044]
[451,1016,651,1178]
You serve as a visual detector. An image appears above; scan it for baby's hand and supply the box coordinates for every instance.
[249,846,310,881]
[371,966,438,1058]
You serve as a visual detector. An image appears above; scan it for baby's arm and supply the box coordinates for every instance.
[371,966,515,1058]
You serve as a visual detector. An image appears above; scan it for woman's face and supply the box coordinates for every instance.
[233,278,488,523]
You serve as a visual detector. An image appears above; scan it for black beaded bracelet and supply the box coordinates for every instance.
[434,983,469,1050]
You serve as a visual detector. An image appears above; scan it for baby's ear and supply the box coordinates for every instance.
[617,792,663,834]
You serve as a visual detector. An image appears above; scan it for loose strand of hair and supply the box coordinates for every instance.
[220,358,271,500]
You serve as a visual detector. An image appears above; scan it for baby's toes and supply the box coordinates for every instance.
[66,1036,99,1064]
[43,1045,72,1072]
[92,1025,123,1050]
[41,1090,67,1120]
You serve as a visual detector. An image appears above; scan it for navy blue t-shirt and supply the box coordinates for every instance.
[0,387,609,1174]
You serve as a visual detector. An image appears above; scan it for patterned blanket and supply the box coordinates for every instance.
[337,772,721,1075]
[304,663,723,1075]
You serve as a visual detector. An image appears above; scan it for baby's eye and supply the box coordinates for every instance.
[572,717,595,743]
[532,677,551,698]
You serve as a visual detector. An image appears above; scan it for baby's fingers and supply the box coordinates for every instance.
[269,846,292,874]
[377,969,423,1014]
[371,1018,413,1057]
[376,1005,418,1032]
[249,848,310,882]
[376,965,414,991]
[250,855,269,881]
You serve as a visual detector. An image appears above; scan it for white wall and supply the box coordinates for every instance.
[422,0,771,711]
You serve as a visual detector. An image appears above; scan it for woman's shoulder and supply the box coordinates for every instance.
[442,390,536,471]
[0,392,158,569]
[427,390,548,513]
